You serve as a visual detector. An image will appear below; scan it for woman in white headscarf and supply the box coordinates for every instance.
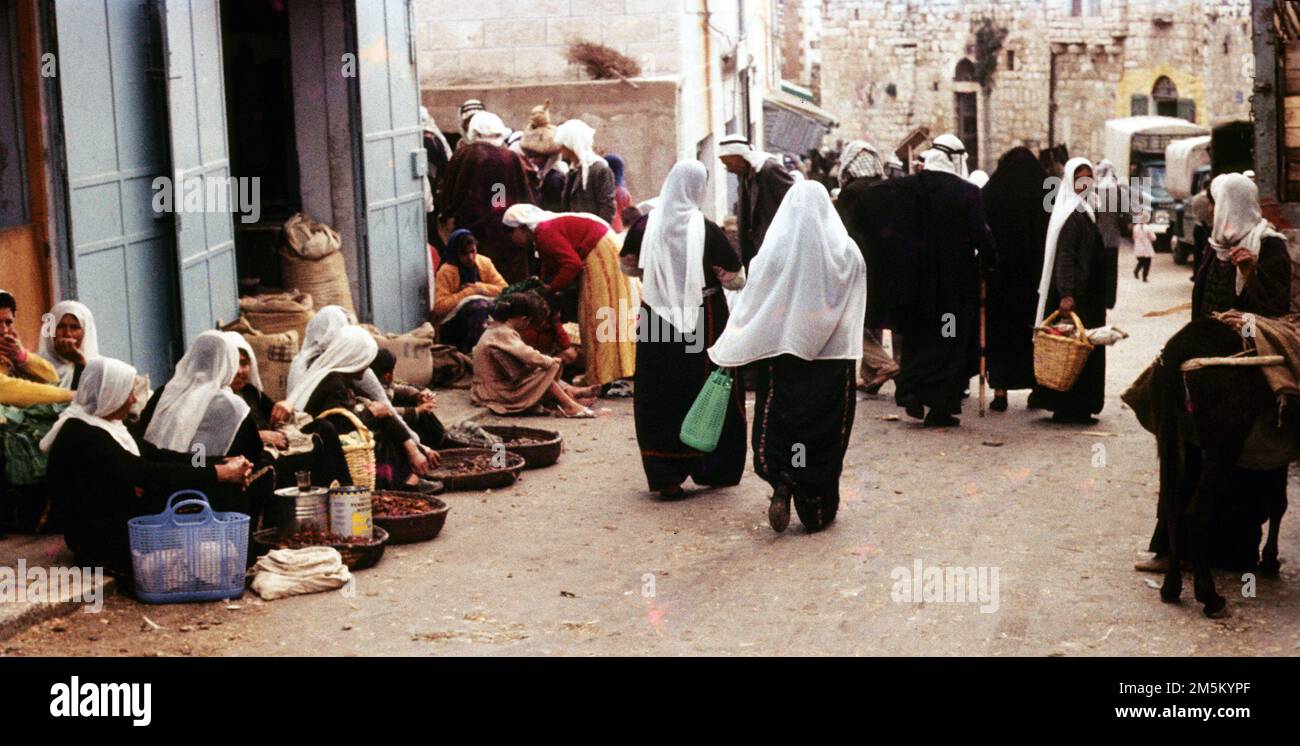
[137,331,270,516]
[1193,172,1291,319]
[1029,157,1109,424]
[555,119,616,224]
[287,305,428,456]
[38,300,99,389]
[42,357,250,576]
[465,111,509,146]
[710,180,866,534]
[287,326,438,491]
[619,161,747,498]
[503,203,636,386]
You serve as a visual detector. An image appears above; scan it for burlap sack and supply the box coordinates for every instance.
[360,323,436,388]
[239,291,315,342]
[283,212,342,260]
[430,344,473,389]
[222,317,300,402]
[280,250,355,317]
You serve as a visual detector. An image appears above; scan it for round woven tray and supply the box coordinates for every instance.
[252,526,388,571]
[427,448,526,491]
[371,491,451,544]
[443,425,563,469]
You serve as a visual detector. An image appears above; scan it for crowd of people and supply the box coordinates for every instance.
[0,99,1288,582]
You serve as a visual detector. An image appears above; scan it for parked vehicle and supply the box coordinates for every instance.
[1165,119,1254,264]
[1103,116,1209,252]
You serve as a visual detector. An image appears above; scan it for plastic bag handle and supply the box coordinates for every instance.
[164,500,216,527]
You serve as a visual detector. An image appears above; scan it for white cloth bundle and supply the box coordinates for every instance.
[251,547,353,601]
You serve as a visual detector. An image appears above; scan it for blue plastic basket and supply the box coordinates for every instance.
[127,490,250,604]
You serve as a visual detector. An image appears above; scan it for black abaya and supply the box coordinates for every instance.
[752,356,856,531]
[982,148,1049,391]
[623,216,747,492]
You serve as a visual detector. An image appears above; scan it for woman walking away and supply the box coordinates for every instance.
[709,181,866,533]
[38,300,99,389]
[1030,157,1108,424]
[555,119,617,224]
[43,357,251,581]
[982,147,1049,412]
[1132,213,1156,282]
[502,204,637,386]
[621,161,747,498]
[470,295,600,418]
[432,229,508,353]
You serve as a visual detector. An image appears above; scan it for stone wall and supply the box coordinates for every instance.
[817,0,1254,172]
[414,0,687,87]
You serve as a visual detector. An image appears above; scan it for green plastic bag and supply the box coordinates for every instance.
[679,369,733,453]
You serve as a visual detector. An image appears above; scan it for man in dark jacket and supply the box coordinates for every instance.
[719,133,797,269]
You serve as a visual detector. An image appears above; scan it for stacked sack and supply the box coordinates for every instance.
[222,317,300,402]
[281,213,356,317]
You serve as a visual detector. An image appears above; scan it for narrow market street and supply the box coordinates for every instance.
[7,249,1298,657]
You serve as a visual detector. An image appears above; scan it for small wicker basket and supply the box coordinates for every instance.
[1033,310,1094,392]
[317,407,377,491]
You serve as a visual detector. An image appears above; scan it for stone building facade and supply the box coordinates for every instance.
[414,0,783,219]
[817,0,1254,172]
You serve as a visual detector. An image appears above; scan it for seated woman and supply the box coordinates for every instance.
[0,290,72,407]
[287,326,440,492]
[37,299,99,389]
[288,305,433,474]
[225,333,352,489]
[41,357,251,579]
[515,291,579,368]
[433,229,508,353]
[368,349,448,448]
[471,295,599,418]
[137,331,271,523]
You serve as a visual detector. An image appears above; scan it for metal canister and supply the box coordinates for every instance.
[270,487,330,533]
[328,485,373,539]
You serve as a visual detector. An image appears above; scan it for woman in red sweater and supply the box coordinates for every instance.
[503,205,636,385]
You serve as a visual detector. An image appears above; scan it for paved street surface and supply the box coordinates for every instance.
[5,249,1298,657]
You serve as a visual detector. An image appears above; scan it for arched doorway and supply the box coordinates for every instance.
[1152,76,1179,117]
[953,58,980,168]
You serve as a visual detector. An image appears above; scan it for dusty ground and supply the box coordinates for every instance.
[5,249,1299,657]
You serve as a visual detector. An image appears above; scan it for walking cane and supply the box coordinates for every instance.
[979,278,987,418]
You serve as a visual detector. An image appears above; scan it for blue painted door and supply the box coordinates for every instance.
[157,0,238,344]
[355,0,428,332]
[52,0,177,382]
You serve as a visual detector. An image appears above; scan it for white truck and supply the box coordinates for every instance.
[1103,116,1210,250]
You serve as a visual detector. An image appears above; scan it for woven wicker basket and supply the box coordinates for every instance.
[317,407,376,491]
[1033,310,1094,392]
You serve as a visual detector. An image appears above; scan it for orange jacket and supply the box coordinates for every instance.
[433,254,508,322]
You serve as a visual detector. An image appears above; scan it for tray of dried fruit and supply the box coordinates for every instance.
[443,425,563,469]
[252,527,389,571]
[426,448,526,492]
[370,490,450,544]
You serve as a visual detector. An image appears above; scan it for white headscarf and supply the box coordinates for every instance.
[224,331,262,393]
[968,170,990,188]
[639,161,709,335]
[922,134,969,178]
[554,119,604,189]
[708,181,866,367]
[420,106,453,161]
[39,357,139,456]
[1210,173,1288,295]
[465,112,509,146]
[501,203,610,232]
[287,305,354,394]
[718,133,778,172]
[143,331,250,455]
[285,326,379,412]
[37,300,99,388]
[1035,157,1096,326]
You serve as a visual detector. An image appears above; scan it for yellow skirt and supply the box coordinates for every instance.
[577,233,637,385]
